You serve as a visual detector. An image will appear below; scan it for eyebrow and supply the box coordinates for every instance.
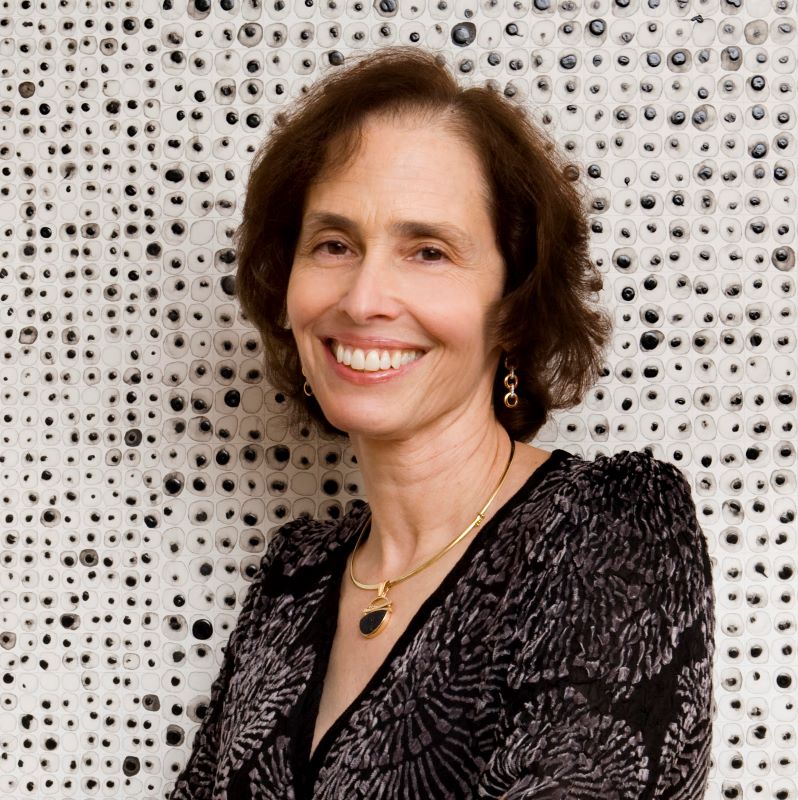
[300,211,476,256]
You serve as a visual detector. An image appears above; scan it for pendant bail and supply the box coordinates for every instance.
[359,581,393,639]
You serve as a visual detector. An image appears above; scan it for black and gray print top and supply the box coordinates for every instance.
[169,447,716,800]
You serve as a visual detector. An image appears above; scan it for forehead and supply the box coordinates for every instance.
[305,112,494,226]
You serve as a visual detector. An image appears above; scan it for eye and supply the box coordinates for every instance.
[315,240,350,257]
[416,246,447,262]
[311,240,448,262]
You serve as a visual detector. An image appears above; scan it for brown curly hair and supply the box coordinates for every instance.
[234,46,613,443]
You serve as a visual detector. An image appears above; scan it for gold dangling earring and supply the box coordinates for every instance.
[301,368,313,397]
[503,355,519,408]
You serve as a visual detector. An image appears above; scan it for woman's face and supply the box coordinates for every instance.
[286,112,506,441]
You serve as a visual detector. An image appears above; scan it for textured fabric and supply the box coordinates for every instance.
[169,447,716,800]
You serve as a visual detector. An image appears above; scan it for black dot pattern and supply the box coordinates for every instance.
[1,0,796,796]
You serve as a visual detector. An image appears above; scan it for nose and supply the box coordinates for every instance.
[335,246,402,324]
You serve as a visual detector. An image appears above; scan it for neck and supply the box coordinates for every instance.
[348,417,515,580]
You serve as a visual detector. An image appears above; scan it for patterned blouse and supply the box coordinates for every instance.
[169,447,716,800]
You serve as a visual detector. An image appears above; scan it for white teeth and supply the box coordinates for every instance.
[332,340,424,372]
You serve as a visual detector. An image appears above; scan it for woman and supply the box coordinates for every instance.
[170,47,715,800]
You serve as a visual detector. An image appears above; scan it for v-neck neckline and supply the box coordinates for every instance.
[290,447,574,799]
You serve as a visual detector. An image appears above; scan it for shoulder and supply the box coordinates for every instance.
[558,449,704,563]
[254,502,369,580]
[518,448,714,685]
[224,512,354,656]
[230,511,357,633]
[566,448,709,588]
[259,514,328,572]
[566,447,695,515]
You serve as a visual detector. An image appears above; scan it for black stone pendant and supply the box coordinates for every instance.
[359,593,392,638]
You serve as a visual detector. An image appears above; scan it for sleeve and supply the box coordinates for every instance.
[167,519,302,800]
[476,450,716,800]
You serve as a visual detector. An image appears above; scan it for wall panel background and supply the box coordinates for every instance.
[1,0,796,796]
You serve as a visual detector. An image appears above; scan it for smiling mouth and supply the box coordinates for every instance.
[324,337,427,372]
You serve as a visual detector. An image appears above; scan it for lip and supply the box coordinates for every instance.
[321,337,426,385]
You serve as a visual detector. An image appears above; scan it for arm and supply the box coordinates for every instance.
[478,451,716,800]
[168,520,299,800]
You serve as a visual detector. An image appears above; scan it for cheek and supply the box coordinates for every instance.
[285,269,328,324]
[423,290,489,339]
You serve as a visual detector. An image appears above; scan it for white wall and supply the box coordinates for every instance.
[1,0,796,796]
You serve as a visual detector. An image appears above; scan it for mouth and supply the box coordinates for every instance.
[321,337,427,376]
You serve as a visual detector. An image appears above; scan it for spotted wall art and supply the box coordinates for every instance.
[0,0,796,797]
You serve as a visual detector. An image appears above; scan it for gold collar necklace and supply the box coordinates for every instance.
[348,438,516,638]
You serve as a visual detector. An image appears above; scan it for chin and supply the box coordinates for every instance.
[321,409,404,440]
